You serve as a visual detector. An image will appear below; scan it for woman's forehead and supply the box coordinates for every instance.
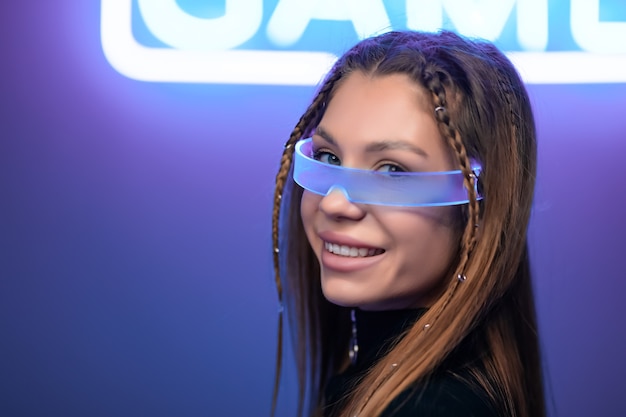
[317,73,444,153]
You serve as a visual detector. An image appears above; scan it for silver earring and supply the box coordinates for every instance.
[349,309,359,366]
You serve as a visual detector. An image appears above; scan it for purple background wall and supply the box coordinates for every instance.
[1,1,625,416]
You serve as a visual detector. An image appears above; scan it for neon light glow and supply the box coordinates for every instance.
[100,0,337,85]
[266,0,391,47]
[101,0,626,85]
[571,0,626,53]
[407,0,548,51]
[137,0,263,50]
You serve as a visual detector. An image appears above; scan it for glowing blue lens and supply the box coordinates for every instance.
[293,138,482,207]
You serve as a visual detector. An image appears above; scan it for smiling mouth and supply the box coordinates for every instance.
[324,242,385,258]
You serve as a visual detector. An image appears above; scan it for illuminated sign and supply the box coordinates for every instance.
[101,0,626,84]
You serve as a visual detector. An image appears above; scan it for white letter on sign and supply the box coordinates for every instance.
[571,0,626,53]
[267,0,391,47]
[406,0,547,51]
[137,0,262,50]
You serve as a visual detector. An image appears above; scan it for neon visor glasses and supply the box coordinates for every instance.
[293,138,483,207]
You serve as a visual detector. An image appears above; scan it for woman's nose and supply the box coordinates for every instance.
[318,186,367,221]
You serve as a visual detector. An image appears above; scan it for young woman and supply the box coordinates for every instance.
[271,30,545,417]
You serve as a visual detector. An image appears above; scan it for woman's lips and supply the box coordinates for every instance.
[318,234,386,273]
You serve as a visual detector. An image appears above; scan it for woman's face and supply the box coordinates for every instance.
[300,72,461,311]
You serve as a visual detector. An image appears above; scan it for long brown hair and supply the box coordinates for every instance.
[271,30,545,417]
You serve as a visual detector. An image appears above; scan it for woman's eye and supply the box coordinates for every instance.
[376,163,406,173]
[312,150,341,166]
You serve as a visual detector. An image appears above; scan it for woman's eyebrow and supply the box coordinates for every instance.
[313,126,336,145]
[365,140,429,158]
[314,127,428,158]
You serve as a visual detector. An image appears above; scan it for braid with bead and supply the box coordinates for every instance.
[420,66,481,324]
[270,69,344,417]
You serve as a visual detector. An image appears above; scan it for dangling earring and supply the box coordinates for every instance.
[349,308,359,366]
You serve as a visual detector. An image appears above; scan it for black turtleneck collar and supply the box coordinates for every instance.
[323,308,499,417]
[353,308,427,369]
[323,308,427,417]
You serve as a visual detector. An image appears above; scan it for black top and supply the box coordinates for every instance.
[323,309,499,417]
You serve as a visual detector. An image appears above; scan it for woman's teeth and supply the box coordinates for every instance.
[324,242,384,257]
